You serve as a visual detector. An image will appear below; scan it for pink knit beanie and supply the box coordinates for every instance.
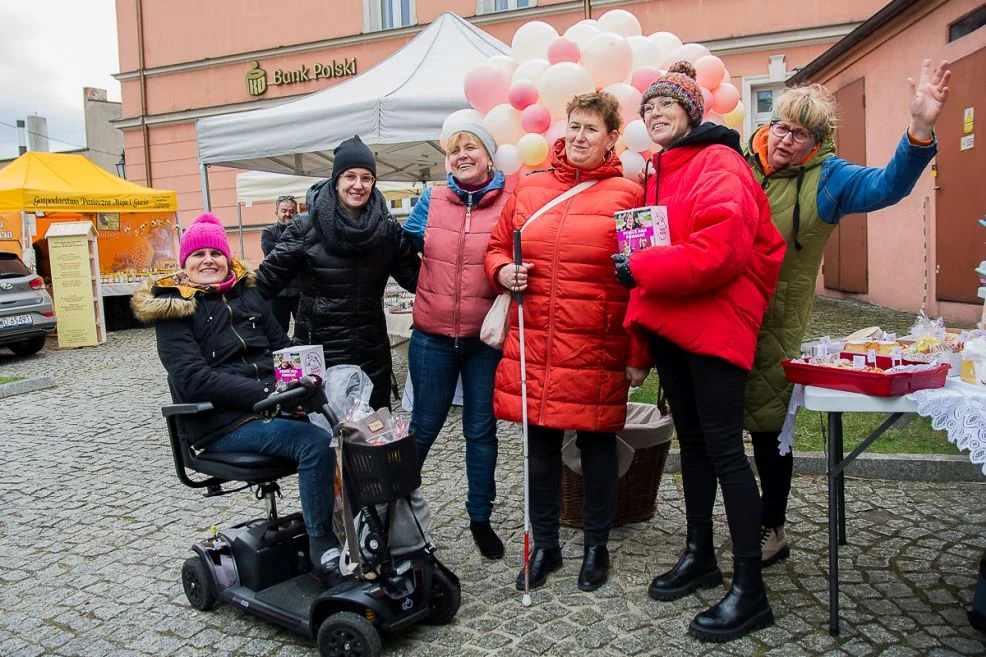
[179,213,231,267]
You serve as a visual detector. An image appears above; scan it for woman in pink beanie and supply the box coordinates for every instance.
[132,212,346,586]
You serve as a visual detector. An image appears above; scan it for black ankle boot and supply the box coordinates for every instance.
[515,547,562,591]
[470,520,504,560]
[577,545,609,592]
[648,524,723,601]
[688,556,774,642]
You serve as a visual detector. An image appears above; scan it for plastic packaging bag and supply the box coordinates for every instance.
[308,365,374,435]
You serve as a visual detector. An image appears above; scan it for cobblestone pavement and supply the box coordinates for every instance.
[2,329,986,657]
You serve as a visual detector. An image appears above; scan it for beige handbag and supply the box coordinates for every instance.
[480,180,598,349]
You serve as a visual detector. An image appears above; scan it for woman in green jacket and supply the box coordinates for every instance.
[744,59,951,566]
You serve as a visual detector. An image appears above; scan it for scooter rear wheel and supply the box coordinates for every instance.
[317,611,381,657]
[181,556,217,611]
[422,567,461,626]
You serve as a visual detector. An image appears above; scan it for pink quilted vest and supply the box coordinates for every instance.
[412,184,507,338]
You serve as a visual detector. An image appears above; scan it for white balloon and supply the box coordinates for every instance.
[538,62,596,120]
[581,32,634,90]
[619,150,646,179]
[442,109,486,140]
[627,35,663,72]
[512,21,559,63]
[602,82,643,126]
[597,9,642,38]
[648,31,683,62]
[494,144,522,175]
[483,103,525,146]
[512,59,551,86]
[623,119,653,153]
[563,22,601,51]
[487,54,518,80]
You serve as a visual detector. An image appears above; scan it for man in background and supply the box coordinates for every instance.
[261,195,301,334]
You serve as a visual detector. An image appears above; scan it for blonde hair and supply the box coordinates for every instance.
[566,91,623,133]
[774,84,839,141]
[447,131,489,157]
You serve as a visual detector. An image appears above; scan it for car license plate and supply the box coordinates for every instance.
[0,314,32,328]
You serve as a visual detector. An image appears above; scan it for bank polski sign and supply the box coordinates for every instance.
[246,58,358,96]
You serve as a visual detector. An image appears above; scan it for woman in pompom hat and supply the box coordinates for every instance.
[611,61,786,642]
[256,135,420,411]
[132,212,347,586]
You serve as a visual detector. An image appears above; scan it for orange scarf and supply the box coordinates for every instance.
[752,123,820,176]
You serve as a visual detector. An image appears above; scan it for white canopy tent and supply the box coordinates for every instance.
[196,12,509,208]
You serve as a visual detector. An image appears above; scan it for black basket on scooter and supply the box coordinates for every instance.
[343,432,421,506]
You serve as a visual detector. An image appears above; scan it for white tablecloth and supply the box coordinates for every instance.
[781,378,986,475]
[100,282,141,297]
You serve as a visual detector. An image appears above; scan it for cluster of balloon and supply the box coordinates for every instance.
[443,9,746,183]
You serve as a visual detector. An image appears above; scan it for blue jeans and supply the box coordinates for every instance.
[409,330,501,522]
[206,417,336,541]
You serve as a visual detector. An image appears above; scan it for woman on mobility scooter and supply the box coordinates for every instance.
[131,212,345,585]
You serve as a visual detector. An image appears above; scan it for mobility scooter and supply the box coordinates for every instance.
[163,376,460,657]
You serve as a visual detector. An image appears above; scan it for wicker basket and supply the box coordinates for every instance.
[560,389,673,529]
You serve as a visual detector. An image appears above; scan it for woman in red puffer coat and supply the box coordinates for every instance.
[485,92,650,595]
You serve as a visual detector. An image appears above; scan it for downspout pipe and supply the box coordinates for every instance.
[136,0,152,186]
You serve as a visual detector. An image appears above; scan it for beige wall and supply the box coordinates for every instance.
[806,0,986,324]
[114,0,885,243]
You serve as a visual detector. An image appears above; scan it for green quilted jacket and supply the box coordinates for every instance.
[743,136,836,432]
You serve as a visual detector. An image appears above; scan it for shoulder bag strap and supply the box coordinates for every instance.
[520,179,598,232]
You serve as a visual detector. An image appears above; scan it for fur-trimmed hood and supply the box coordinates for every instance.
[131,259,256,324]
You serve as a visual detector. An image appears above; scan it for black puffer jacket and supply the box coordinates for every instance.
[261,221,302,298]
[256,180,419,410]
[132,261,290,449]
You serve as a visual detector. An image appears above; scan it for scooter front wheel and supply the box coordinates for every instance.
[317,611,381,657]
[181,556,217,611]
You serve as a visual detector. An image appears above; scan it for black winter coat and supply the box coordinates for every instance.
[256,181,419,410]
[132,262,290,449]
[261,221,301,298]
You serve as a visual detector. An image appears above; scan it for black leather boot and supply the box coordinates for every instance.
[648,524,723,601]
[577,545,609,592]
[688,556,774,642]
[515,546,563,591]
[470,521,505,560]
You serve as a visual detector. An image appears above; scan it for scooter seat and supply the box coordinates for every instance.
[192,451,298,482]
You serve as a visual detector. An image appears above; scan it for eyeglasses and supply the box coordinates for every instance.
[275,195,295,202]
[340,172,376,186]
[641,99,679,117]
[769,121,815,144]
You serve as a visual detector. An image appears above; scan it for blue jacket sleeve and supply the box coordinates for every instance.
[402,187,432,253]
[817,132,937,224]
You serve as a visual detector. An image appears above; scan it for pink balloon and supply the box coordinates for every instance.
[694,55,725,90]
[704,111,725,126]
[544,119,567,144]
[630,66,662,93]
[520,104,552,134]
[547,37,581,64]
[508,80,539,110]
[465,63,510,114]
[700,87,713,112]
[711,83,740,115]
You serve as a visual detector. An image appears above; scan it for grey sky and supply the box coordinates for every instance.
[0,0,120,159]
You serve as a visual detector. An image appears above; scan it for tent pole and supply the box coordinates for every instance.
[237,203,245,257]
[200,163,212,212]
[583,0,591,19]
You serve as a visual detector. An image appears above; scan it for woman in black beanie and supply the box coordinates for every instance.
[257,135,420,410]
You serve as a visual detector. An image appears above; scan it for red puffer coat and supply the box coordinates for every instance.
[625,123,786,371]
[485,140,651,432]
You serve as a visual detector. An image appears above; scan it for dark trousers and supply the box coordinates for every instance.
[751,430,792,529]
[649,333,761,559]
[270,296,299,335]
[527,424,618,548]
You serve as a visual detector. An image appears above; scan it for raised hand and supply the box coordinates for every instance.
[907,59,951,140]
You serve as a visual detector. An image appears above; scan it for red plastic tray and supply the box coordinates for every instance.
[782,360,948,396]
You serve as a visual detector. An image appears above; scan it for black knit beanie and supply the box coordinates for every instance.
[331,135,377,182]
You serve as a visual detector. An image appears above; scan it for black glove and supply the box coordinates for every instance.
[611,253,636,289]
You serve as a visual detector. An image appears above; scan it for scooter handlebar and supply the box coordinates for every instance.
[253,375,322,412]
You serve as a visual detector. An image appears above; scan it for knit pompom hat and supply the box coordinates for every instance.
[179,213,231,267]
[641,61,705,127]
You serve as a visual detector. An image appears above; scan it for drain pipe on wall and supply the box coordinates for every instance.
[135,0,152,186]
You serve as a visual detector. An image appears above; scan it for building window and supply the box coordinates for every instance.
[949,5,986,42]
[364,0,415,32]
[477,0,535,15]
[751,83,786,131]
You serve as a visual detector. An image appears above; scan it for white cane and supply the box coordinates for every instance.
[513,229,533,607]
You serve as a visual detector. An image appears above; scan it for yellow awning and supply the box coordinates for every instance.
[0,152,177,213]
